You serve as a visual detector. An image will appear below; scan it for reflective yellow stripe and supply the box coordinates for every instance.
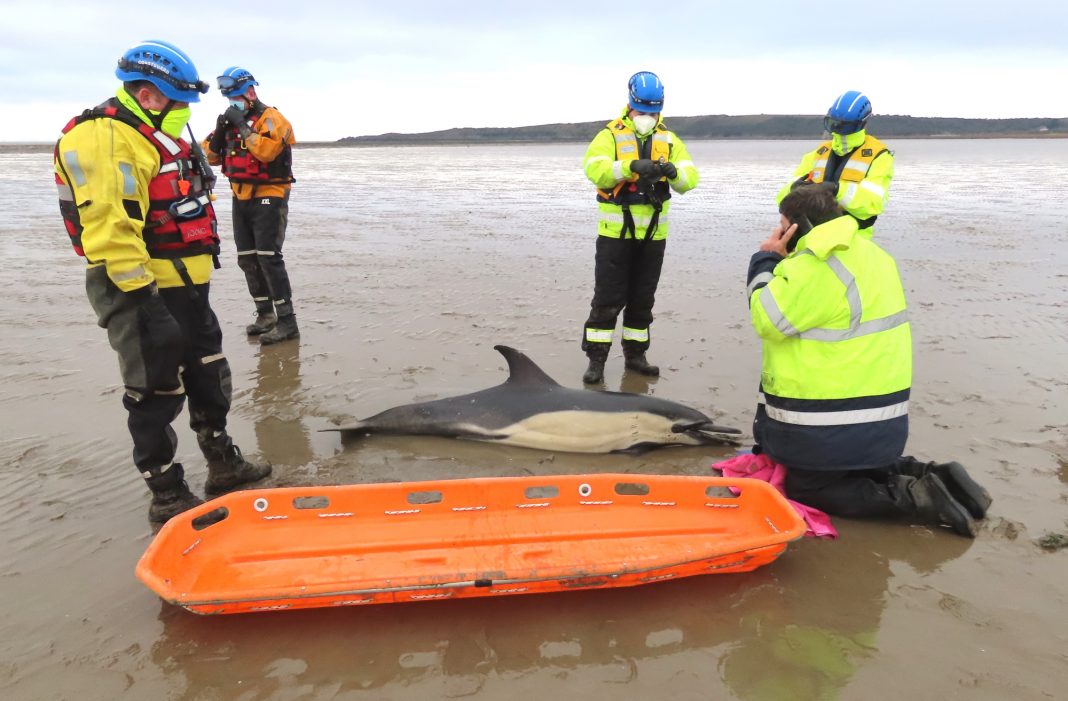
[585,328,613,343]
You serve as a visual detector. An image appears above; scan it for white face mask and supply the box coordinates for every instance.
[632,114,658,135]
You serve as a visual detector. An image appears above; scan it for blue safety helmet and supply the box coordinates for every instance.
[628,71,664,113]
[217,66,259,97]
[115,40,208,103]
[824,90,872,135]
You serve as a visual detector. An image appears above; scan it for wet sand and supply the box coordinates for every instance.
[1,140,1066,699]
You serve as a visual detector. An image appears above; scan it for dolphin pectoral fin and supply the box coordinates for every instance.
[611,442,661,455]
[671,421,742,435]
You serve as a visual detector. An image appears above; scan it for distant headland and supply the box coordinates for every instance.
[338,114,1068,145]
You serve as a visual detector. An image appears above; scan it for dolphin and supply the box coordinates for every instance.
[327,345,740,454]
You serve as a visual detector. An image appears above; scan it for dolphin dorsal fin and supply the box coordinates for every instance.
[494,345,561,386]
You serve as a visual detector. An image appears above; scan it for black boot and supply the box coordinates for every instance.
[582,358,605,384]
[894,473,977,538]
[260,314,299,345]
[896,456,992,519]
[145,463,203,524]
[246,309,277,336]
[199,433,272,496]
[624,353,659,377]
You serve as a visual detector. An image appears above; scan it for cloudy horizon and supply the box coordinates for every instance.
[3,0,1064,143]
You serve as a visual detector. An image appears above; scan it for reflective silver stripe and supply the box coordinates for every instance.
[153,132,181,156]
[111,266,147,282]
[800,309,910,342]
[813,158,828,170]
[860,180,886,198]
[158,162,180,173]
[253,296,270,302]
[264,118,275,132]
[767,251,909,342]
[172,199,200,216]
[117,162,136,196]
[56,182,74,200]
[652,132,670,147]
[760,397,909,426]
[840,182,859,206]
[759,289,800,337]
[611,160,624,181]
[622,326,649,342]
[62,150,87,186]
[201,353,226,365]
[826,257,861,328]
[237,250,257,256]
[747,272,774,298]
[256,250,276,256]
[585,328,613,343]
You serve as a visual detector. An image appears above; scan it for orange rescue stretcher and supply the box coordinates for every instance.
[137,474,806,615]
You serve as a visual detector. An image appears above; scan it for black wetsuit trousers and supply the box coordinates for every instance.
[783,466,905,518]
[581,236,666,360]
[86,266,232,488]
[233,194,293,314]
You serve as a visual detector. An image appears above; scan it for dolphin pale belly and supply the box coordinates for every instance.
[327,345,740,454]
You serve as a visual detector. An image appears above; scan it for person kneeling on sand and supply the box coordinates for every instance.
[744,184,991,537]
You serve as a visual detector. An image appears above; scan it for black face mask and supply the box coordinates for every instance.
[784,215,813,253]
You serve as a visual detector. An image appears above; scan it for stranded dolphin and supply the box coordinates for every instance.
[327,345,740,453]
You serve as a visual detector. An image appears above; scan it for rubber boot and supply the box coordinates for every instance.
[260,314,299,345]
[199,432,272,496]
[894,473,977,538]
[246,310,277,336]
[895,456,992,519]
[582,358,605,384]
[145,463,203,524]
[624,353,660,377]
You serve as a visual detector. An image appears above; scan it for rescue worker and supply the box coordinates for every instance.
[203,66,298,344]
[54,41,271,524]
[580,71,699,384]
[777,91,893,237]
[746,185,991,537]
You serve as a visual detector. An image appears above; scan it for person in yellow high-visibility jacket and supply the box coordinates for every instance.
[777,91,893,237]
[746,185,990,537]
[54,41,270,525]
[580,71,699,384]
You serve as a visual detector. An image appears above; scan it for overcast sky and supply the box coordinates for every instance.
[2,0,1064,142]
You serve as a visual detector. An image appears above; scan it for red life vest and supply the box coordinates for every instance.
[221,103,294,185]
[55,99,219,260]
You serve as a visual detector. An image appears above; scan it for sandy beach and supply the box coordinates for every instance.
[1,138,1065,699]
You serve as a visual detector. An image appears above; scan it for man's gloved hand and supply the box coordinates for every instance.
[223,106,253,138]
[629,159,660,179]
[789,175,812,191]
[126,285,184,391]
[659,161,678,180]
[820,180,840,197]
[207,118,227,153]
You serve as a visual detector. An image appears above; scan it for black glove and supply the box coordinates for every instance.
[790,175,812,191]
[207,121,227,154]
[820,180,840,197]
[629,159,660,178]
[223,106,252,138]
[659,161,678,180]
[127,286,184,391]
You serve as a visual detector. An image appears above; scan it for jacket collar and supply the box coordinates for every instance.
[795,215,858,260]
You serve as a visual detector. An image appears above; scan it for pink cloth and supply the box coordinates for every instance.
[713,452,838,539]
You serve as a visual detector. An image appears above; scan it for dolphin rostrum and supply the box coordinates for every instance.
[327,345,740,453]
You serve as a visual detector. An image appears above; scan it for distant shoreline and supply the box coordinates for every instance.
[5,133,1066,154]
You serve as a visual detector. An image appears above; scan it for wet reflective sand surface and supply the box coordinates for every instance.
[1,140,1066,699]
